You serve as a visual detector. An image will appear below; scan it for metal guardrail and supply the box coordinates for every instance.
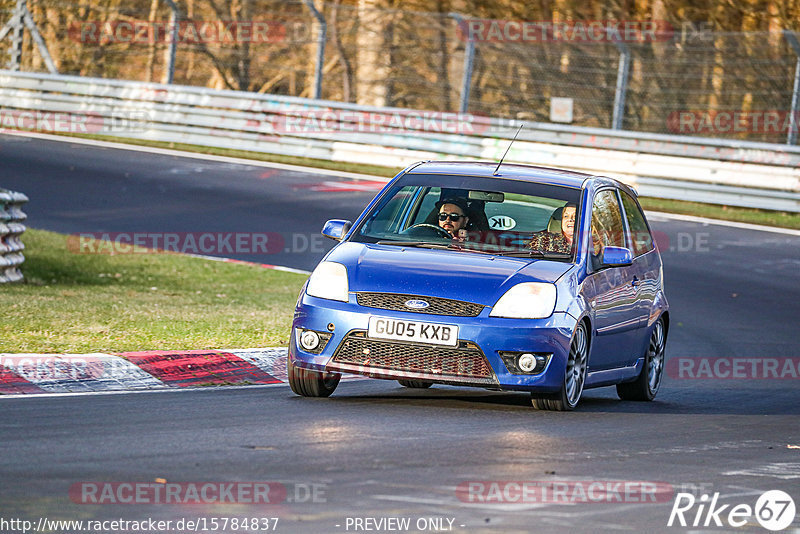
[1,70,799,212]
[0,187,27,283]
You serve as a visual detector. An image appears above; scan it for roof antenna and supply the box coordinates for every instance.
[493,123,524,176]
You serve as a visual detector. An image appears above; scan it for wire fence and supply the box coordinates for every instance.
[1,0,799,144]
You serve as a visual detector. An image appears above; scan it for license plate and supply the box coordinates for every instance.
[367,317,459,347]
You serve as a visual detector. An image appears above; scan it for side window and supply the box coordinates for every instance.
[620,192,654,256]
[361,185,418,235]
[410,188,441,226]
[590,190,626,257]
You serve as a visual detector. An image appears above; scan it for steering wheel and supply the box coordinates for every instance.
[402,223,453,239]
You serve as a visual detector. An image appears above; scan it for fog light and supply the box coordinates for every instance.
[500,351,551,375]
[517,353,537,372]
[299,330,320,351]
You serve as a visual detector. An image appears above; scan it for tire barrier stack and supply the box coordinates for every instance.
[0,188,28,283]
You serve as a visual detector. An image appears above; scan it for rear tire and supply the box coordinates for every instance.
[398,379,433,388]
[617,317,666,401]
[287,358,340,397]
[531,321,588,411]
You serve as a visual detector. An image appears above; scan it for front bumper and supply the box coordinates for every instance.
[290,291,577,393]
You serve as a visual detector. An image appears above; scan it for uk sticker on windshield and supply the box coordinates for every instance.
[489,215,516,230]
[368,317,459,346]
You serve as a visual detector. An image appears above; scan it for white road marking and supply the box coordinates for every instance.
[184,253,311,275]
[371,493,550,512]
[722,462,800,480]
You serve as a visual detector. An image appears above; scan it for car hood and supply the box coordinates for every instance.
[326,242,572,306]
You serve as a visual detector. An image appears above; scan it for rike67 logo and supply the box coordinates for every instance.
[668,490,796,531]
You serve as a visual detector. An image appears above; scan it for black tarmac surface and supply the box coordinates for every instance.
[1,133,799,533]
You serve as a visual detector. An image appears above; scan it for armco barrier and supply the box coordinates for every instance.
[0,188,28,283]
[1,70,799,211]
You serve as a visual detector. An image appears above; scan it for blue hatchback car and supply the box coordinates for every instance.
[288,161,669,410]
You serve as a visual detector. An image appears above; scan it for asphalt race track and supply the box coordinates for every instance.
[2,133,800,533]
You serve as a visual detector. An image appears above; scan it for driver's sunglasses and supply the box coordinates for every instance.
[438,212,465,222]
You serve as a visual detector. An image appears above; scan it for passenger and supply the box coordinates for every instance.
[528,203,577,253]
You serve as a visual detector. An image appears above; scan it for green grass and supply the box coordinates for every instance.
[0,229,307,353]
[639,197,800,230]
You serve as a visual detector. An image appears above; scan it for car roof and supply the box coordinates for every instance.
[406,161,598,189]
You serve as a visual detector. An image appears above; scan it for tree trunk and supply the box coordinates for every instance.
[145,0,160,83]
[434,1,452,110]
[330,0,354,102]
[355,0,389,107]
[302,0,325,98]
[233,0,252,91]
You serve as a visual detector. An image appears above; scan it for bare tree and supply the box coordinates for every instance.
[355,0,390,106]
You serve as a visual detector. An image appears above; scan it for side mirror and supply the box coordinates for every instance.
[321,219,352,241]
[601,246,633,267]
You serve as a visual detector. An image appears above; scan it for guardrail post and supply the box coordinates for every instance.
[163,0,180,84]
[304,0,326,100]
[0,188,28,283]
[612,39,631,130]
[449,13,475,113]
[784,31,800,145]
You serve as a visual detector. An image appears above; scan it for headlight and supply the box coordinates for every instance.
[489,282,556,319]
[306,261,349,302]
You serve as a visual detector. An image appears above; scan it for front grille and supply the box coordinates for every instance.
[328,331,496,385]
[356,292,484,317]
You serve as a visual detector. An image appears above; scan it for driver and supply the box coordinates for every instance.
[436,197,470,237]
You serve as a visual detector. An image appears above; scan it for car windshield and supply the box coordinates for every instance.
[351,173,582,261]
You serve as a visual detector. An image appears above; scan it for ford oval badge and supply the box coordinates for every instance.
[405,299,430,309]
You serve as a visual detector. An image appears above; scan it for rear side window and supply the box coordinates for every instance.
[620,192,654,256]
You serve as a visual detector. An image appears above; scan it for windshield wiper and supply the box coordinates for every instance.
[375,240,496,254]
[376,240,447,248]
[498,249,572,259]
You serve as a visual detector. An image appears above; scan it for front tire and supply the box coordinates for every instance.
[287,358,340,397]
[531,321,588,411]
[617,317,666,401]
